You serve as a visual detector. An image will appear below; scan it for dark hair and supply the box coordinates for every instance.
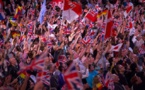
[130,63,137,72]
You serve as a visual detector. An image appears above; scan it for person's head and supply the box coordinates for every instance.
[26,51,33,64]
[89,64,95,71]
[8,53,17,66]
[130,63,138,72]
[44,53,53,64]
[116,64,125,74]
[121,48,128,57]
[47,63,55,73]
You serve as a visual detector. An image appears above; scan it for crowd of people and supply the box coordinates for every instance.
[0,0,145,90]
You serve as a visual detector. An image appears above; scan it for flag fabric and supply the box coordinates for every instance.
[82,36,92,44]
[97,10,107,18]
[38,0,46,24]
[30,59,45,70]
[63,28,71,35]
[0,11,5,20]
[124,2,133,18]
[14,6,23,19]
[18,59,45,74]
[64,61,83,90]
[11,31,20,38]
[85,9,97,22]
[9,17,17,26]
[27,21,34,32]
[62,0,82,23]
[104,10,114,39]
[104,72,114,90]
[126,21,133,29]
[95,4,101,12]
[110,43,123,52]
[58,55,67,63]
[36,70,50,86]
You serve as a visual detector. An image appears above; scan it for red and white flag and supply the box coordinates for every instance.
[128,21,133,29]
[124,2,133,18]
[62,0,82,23]
[110,43,123,52]
[105,10,114,39]
[85,9,97,22]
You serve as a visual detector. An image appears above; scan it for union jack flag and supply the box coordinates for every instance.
[64,28,71,35]
[18,59,45,74]
[37,70,50,86]
[104,72,114,90]
[48,41,53,49]
[29,8,35,15]
[64,61,83,90]
[27,21,33,31]
[30,59,45,70]
[82,36,92,44]
[58,55,67,63]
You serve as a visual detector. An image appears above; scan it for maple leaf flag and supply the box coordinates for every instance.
[62,0,82,23]
[105,10,114,39]
[110,43,123,52]
[124,2,133,18]
[85,9,97,22]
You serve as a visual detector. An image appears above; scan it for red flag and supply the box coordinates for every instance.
[124,2,133,18]
[62,0,82,23]
[85,9,97,22]
[105,10,114,39]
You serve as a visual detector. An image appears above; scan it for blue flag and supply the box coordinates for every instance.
[38,0,46,24]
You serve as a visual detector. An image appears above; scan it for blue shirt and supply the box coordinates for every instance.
[86,70,98,88]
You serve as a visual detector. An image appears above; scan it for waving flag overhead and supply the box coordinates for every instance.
[124,2,133,18]
[14,6,23,19]
[105,10,114,39]
[38,0,46,24]
[64,61,83,90]
[62,0,82,23]
[110,43,123,52]
[9,17,17,26]
[82,36,92,44]
[85,9,97,22]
